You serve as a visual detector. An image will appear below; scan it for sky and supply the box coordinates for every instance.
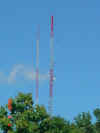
[0,0,100,121]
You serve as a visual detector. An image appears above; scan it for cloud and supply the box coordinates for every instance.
[0,64,50,85]
[8,64,24,84]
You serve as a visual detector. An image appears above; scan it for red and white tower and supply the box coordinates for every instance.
[49,16,54,114]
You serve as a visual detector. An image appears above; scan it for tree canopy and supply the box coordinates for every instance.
[0,92,100,133]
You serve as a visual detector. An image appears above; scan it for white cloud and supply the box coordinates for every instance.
[8,64,24,84]
[0,64,50,85]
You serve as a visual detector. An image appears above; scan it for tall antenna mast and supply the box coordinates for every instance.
[32,40,34,98]
[49,16,54,114]
[36,25,40,104]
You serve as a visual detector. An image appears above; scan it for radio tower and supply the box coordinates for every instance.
[49,16,54,114]
[36,25,40,104]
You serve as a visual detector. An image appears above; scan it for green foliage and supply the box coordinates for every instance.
[93,108,100,132]
[0,92,100,133]
[74,112,94,133]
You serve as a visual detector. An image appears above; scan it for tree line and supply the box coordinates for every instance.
[0,92,100,133]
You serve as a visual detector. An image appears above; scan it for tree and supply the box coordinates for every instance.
[69,122,84,133]
[45,116,70,133]
[0,93,50,133]
[93,108,100,132]
[0,92,70,133]
[1,92,100,133]
[74,112,94,133]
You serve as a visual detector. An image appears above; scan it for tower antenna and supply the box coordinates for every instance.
[32,40,34,98]
[36,25,40,104]
[49,16,54,114]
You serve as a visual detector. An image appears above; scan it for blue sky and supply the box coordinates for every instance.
[0,0,100,121]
